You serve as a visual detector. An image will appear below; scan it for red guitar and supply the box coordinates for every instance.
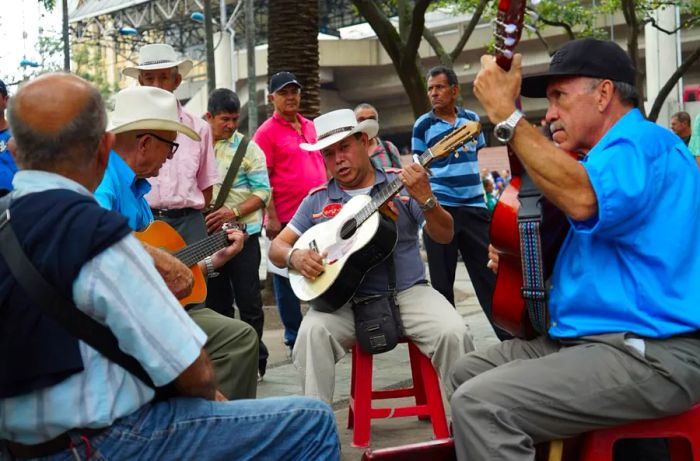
[488,0,537,338]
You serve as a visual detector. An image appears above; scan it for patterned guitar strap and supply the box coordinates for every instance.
[517,172,550,334]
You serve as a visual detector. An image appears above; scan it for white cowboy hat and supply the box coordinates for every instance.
[300,108,378,152]
[108,86,200,141]
[122,43,194,79]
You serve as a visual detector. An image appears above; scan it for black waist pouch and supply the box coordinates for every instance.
[352,292,403,354]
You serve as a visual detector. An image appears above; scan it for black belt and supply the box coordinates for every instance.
[6,427,106,458]
[150,207,197,219]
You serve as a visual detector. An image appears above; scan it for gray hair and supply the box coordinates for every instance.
[8,83,106,170]
[354,103,378,119]
[588,77,639,108]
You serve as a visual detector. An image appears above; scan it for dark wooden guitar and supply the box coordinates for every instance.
[289,122,481,313]
[135,220,245,307]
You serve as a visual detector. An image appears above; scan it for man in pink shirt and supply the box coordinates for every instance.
[123,43,219,244]
[254,72,327,350]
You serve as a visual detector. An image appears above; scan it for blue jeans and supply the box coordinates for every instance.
[272,273,302,347]
[19,396,339,461]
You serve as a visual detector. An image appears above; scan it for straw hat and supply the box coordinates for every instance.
[122,43,194,79]
[108,86,200,140]
[299,109,378,151]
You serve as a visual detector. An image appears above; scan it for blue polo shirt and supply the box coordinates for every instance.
[94,150,154,231]
[0,128,17,191]
[412,108,486,208]
[549,109,700,339]
[288,168,427,295]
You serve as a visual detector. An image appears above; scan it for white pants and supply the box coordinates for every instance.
[292,283,474,403]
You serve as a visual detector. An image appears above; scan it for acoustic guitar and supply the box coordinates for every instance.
[135,220,245,307]
[289,122,481,313]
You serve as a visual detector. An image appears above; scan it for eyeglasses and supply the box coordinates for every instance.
[136,133,179,155]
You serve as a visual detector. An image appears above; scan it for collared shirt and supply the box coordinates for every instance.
[689,113,700,157]
[213,131,271,235]
[411,108,486,208]
[253,112,327,223]
[370,138,403,170]
[549,109,700,339]
[94,150,153,231]
[145,103,219,210]
[288,167,426,295]
[0,127,17,191]
[0,170,206,444]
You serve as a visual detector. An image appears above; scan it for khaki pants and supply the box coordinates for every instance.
[449,333,700,461]
[189,307,259,400]
[292,283,474,403]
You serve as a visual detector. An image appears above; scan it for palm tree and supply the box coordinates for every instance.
[267,0,320,118]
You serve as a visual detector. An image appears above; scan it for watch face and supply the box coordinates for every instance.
[495,124,512,143]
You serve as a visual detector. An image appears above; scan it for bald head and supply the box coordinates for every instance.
[8,73,107,172]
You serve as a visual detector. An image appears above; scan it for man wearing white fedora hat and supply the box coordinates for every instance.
[269,108,474,403]
[123,43,219,246]
[0,73,340,461]
[95,85,260,401]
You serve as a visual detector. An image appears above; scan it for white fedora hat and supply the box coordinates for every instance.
[122,43,194,79]
[108,86,200,140]
[300,108,378,151]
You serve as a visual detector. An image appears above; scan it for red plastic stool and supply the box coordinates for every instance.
[347,338,450,448]
[579,404,700,461]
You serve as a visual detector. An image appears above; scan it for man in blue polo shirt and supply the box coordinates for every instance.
[0,79,18,191]
[449,38,700,461]
[95,86,260,401]
[412,66,507,340]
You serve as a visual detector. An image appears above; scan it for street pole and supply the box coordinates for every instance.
[204,0,217,93]
[245,0,257,134]
[62,0,70,71]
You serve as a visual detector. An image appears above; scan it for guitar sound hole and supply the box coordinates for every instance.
[340,219,357,240]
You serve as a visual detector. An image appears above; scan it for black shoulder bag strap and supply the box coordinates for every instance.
[0,200,157,389]
[210,135,250,211]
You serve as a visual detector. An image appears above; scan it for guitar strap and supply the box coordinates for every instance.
[210,135,250,212]
[0,196,158,390]
[517,172,549,335]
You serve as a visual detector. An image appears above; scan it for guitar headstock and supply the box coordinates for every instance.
[494,0,527,71]
[427,121,481,161]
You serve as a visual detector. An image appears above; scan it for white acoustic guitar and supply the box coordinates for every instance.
[290,121,482,312]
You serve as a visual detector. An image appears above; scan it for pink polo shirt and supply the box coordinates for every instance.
[253,112,327,223]
[145,104,220,210]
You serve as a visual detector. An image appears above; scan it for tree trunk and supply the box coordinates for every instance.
[267,0,320,118]
[621,0,646,118]
[648,45,700,122]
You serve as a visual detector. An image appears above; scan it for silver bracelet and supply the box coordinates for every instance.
[204,256,219,278]
[285,248,298,269]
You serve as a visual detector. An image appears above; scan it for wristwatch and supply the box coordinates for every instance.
[204,256,219,278]
[494,109,525,144]
[420,195,438,211]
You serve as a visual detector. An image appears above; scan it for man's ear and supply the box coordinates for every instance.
[597,80,615,112]
[137,74,144,86]
[205,112,213,121]
[174,72,183,88]
[267,93,274,104]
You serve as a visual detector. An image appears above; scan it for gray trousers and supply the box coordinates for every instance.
[293,283,474,403]
[449,333,700,461]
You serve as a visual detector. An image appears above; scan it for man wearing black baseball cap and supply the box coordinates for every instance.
[0,79,18,191]
[253,71,327,353]
[448,38,700,461]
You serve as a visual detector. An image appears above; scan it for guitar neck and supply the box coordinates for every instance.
[353,149,435,227]
[174,231,229,267]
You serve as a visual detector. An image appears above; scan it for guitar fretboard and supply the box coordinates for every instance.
[174,231,230,267]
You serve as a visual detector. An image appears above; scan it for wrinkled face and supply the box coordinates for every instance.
[321,133,373,189]
[670,117,689,137]
[208,111,240,141]
[545,76,603,153]
[137,130,178,178]
[138,68,181,93]
[427,73,458,112]
[269,84,301,117]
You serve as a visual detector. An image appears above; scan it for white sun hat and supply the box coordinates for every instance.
[108,86,200,141]
[299,108,378,151]
[122,43,194,79]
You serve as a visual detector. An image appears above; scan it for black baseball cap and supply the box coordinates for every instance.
[268,71,301,94]
[520,38,636,98]
[0,80,7,97]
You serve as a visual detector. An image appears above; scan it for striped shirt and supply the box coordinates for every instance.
[213,131,271,235]
[412,108,486,207]
[0,171,206,444]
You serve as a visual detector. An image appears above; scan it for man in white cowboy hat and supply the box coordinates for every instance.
[123,43,219,245]
[269,108,474,403]
[0,73,340,461]
[94,85,259,401]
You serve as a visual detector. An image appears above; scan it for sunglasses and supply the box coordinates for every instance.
[136,132,180,154]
